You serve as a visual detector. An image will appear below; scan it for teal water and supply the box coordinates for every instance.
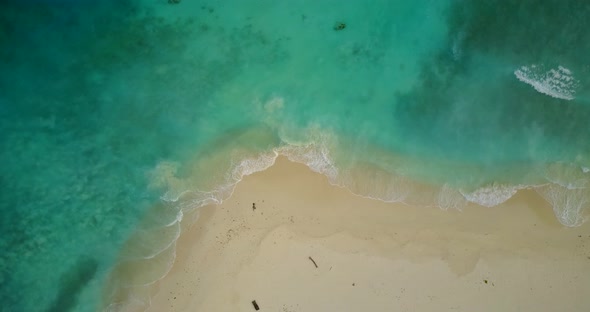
[1,0,589,311]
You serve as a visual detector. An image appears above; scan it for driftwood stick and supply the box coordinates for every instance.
[308,256,318,268]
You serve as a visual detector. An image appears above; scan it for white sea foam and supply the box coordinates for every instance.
[229,151,278,182]
[460,184,523,207]
[514,64,579,100]
[175,190,222,212]
[277,124,340,181]
[279,143,339,181]
[437,184,467,211]
[536,184,589,227]
[537,163,590,227]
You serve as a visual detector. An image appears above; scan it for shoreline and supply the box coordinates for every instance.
[3,2,590,311]
[115,157,590,311]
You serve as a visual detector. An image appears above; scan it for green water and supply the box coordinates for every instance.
[1,0,589,311]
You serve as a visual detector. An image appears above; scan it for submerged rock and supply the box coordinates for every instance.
[333,22,346,31]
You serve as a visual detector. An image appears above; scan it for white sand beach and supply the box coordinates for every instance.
[127,157,590,312]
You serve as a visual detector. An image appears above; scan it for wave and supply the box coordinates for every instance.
[431,183,466,211]
[459,184,524,207]
[514,64,579,100]
[536,184,589,227]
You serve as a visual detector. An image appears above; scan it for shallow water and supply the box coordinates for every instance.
[1,0,589,311]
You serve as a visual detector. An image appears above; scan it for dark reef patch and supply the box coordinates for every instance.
[46,257,99,312]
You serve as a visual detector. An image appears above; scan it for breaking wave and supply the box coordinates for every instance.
[536,184,589,227]
[460,184,524,207]
[514,65,579,100]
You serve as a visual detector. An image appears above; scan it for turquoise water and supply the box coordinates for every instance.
[1,0,589,311]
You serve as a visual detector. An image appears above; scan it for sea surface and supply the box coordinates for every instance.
[1,0,589,311]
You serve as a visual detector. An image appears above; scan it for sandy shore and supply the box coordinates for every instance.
[137,157,590,312]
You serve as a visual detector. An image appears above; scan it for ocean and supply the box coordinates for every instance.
[1,0,589,311]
